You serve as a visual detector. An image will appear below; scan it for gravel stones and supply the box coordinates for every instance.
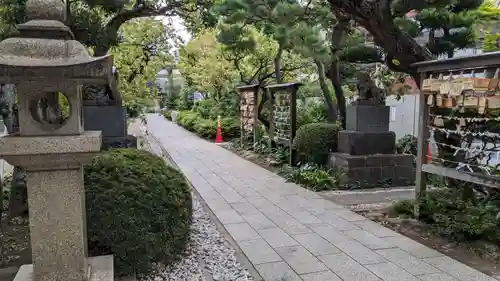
[143,195,254,281]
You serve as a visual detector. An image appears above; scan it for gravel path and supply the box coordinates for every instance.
[131,118,255,281]
[144,197,254,281]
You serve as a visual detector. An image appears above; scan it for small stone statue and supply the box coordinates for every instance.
[82,65,120,105]
[355,72,386,105]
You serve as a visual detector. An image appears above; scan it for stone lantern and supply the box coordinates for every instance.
[0,0,114,280]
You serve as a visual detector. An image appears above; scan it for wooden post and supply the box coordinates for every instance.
[267,87,275,148]
[414,73,429,218]
[252,88,259,148]
[290,86,298,166]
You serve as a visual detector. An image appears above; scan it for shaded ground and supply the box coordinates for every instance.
[0,217,30,268]
[358,210,500,279]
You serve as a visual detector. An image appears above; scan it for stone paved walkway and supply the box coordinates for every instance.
[147,114,497,281]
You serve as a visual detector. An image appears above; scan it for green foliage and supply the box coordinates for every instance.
[252,140,291,165]
[178,29,236,96]
[177,111,199,131]
[296,101,330,128]
[84,149,192,277]
[177,110,240,140]
[163,110,172,120]
[0,0,26,40]
[193,99,217,119]
[483,31,500,52]
[391,0,482,59]
[112,18,173,115]
[278,163,345,191]
[396,134,418,156]
[391,189,500,244]
[192,95,239,120]
[176,87,195,111]
[293,122,340,165]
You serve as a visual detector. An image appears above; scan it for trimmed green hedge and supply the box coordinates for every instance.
[293,122,340,165]
[85,149,192,276]
[163,110,172,120]
[177,110,240,140]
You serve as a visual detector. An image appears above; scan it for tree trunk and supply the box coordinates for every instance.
[274,45,284,84]
[326,15,352,128]
[327,62,347,128]
[315,60,338,122]
[443,28,454,58]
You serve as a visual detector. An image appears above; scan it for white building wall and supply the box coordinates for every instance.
[385,94,420,139]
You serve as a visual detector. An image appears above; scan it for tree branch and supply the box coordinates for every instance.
[93,0,182,56]
[328,0,434,74]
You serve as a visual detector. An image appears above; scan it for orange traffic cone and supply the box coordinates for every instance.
[427,143,431,163]
[215,115,224,143]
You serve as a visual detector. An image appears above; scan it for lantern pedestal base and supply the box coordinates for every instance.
[0,131,103,281]
[12,255,114,281]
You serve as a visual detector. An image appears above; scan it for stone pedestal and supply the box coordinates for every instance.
[337,131,396,155]
[0,132,113,281]
[330,104,414,187]
[329,153,415,186]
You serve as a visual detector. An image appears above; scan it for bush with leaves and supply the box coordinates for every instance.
[177,110,240,140]
[176,87,195,110]
[278,163,345,191]
[293,122,340,165]
[396,134,418,156]
[163,110,172,120]
[391,188,500,245]
[177,111,199,131]
[297,102,329,128]
[85,149,192,277]
[193,99,217,119]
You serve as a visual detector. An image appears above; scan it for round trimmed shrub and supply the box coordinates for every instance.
[85,149,192,277]
[293,122,340,165]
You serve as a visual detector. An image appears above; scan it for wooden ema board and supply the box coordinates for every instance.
[240,91,256,134]
[272,91,293,145]
[422,75,500,114]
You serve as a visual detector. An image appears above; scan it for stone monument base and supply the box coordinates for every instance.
[102,135,137,149]
[337,130,396,155]
[13,255,114,281]
[329,153,415,187]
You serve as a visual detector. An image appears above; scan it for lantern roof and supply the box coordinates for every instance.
[0,0,113,84]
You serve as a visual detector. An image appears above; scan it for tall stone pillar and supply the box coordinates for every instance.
[0,0,116,280]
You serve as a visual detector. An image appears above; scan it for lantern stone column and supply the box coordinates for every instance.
[0,0,115,280]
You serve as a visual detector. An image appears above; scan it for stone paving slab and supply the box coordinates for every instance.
[147,114,498,281]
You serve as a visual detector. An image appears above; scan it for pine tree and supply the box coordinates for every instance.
[412,4,477,58]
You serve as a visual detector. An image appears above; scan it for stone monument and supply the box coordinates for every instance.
[0,0,114,280]
[329,73,414,187]
[82,67,137,149]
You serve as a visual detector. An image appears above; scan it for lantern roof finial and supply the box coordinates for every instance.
[25,0,66,22]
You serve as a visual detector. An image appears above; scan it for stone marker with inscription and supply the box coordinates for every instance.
[0,0,114,280]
